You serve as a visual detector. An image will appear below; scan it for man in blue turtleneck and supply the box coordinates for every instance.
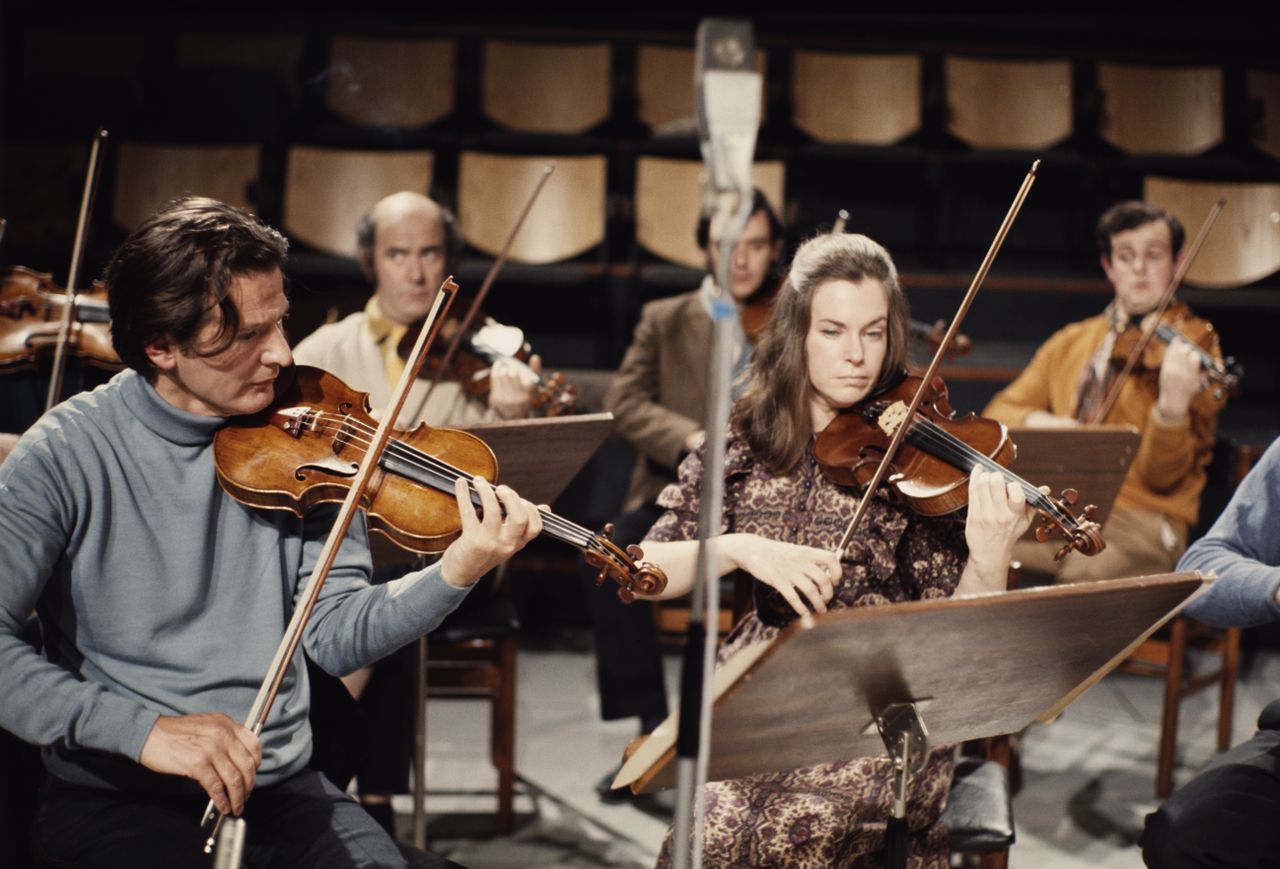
[0,196,541,868]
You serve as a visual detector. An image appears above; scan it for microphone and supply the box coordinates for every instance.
[695,19,762,220]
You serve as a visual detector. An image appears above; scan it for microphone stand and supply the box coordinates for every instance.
[672,19,761,868]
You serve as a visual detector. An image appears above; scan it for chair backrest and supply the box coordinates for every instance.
[283,146,434,256]
[325,36,456,129]
[176,31,304,99]
[112,142,261,232]
[1098,63,1223,156]
[481,41,612,134]
[1247,69,1280,160]
[945,56,1072,150]
[456,152,606,263]
[1144,175,1280,288]
[792,50,920,145]
[635,155,785,269]
[635,44,769,135]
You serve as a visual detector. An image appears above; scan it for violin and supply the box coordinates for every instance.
[1109,301,1241,400]
[213,364,664,600]
[909,318,972,358]
[397,307,577,417]
[814,370,1105,560]
[0,266,119,371]
[739,278,780,342]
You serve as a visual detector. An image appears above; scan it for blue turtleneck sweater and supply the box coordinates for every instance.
[0,369,469,789]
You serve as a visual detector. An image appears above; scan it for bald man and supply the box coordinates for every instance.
[293,191,539,425]
[292,192,540,835]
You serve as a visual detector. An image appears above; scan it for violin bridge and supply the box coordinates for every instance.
[270,407,317,438]
[877,401,909,437]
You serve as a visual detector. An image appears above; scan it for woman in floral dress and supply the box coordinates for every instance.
[638,233,1033,868]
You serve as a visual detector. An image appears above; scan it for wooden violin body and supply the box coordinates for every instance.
[1110,301,1242,400]
[398,308,577,417]
[0,266,119,371]
[814,371,1105,559]
[214,365,664,598]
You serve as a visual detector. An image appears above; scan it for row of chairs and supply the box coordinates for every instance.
[106,142,1280,290]
[17,29,1280,159]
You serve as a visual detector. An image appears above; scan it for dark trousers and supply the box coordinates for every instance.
[33,768,413,869]
[583,503,668,724]
[1141,705,1280,868]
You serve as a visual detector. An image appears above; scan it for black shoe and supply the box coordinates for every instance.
[595,765,634,804]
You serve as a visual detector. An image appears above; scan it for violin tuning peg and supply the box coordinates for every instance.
[602,522,615,541]
[1083,504,1099,522]
[594,568,607,588]
[626,543,644,561]
[616,586,635,604]
[1060,488,1079,506]
[1034,524,1052,543]
[1053,542,1072,562]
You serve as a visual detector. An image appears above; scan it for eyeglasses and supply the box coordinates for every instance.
[1112,248,1171,269]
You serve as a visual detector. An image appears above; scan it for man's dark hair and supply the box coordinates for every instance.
[104,196,288,377]
[695,187,784,250]
[1096,200,1185,261]
[354,197,462,275]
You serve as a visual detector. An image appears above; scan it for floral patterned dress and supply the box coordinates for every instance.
[648,433,969,868]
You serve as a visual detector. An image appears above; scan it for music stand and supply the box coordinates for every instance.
[614,573,1205,863]
[1009,425,1139,525]
[411,411,614,847]
[466,412,613,505]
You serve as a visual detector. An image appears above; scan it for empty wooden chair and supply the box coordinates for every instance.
[1247,69,1280,160]
[1145,176,1280,287]
[112,142,260,232]
[282,146,433,257]
[635,43,768,136]
[945,56,1072,150]
[481,41,612,134]
[1097,63,1223,156]
[792,50,921,145]
[456,152,606,264]
[325,36,456,129]
[634,155,785,269]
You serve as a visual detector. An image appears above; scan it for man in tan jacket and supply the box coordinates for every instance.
[983,200,1226,582]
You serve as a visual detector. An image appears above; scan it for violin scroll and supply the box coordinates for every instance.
[588,523,668,603]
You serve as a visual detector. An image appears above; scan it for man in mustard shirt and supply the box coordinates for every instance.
[983,200,1225,582]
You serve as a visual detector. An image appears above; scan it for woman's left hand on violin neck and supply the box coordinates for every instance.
[488,353,543,420]
[439,476,544,588]
[956,468,1039,595]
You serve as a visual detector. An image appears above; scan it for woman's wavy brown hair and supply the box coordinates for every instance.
[732,233,910,474]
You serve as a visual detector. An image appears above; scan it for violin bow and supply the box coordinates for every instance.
[834,161,1040,556]
[1087,197,1227,425]
[423,162,556,402]
[200,277,462,852]
[45,127,108,412]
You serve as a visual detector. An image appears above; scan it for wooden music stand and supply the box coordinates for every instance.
[411,411,613,847]
[616,572,1206,795]
[465,412,613,505]
[1008,425,1139,525]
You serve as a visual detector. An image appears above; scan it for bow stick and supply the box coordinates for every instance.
[45,127,108,412]
[834,161,1040,556]
[423,163,556,403]
[200,277,461,852]
[1087,197,1226,424]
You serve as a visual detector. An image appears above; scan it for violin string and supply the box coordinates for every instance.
[904,417,1074,526]
[292,412,603,551]
[857,403,1075,529]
